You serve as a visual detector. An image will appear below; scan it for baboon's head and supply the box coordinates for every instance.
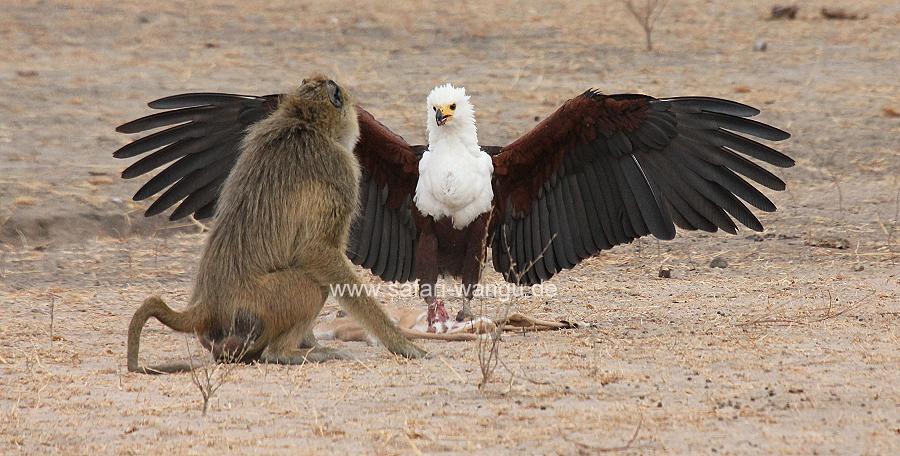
[283,74,360,151]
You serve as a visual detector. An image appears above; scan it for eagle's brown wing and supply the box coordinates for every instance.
[346,108,421,282]
[490,91,793,285]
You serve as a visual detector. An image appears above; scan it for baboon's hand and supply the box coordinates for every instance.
[390,341,427,359]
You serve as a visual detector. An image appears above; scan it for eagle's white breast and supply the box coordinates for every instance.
[414,137,494,229]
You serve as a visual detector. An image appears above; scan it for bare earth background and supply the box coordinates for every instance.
[1,0,898,454]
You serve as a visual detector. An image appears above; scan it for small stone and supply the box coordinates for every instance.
[770,5,798,20]
[658,266,671,278]
[821,8,867,20]
[709,256,729,268]
[851,264,864,272]
[753,39,768,52]
[805,236,850,249]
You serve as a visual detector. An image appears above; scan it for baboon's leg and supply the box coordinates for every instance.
[303,246,427,359]
[298,284,332,349]
[261,347,352,364]
[299,327,319,349]
[252,268,351,363]
[263,320,351,363]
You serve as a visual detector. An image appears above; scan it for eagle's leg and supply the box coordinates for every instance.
[456,284,477,322]
[456,212,490,322]
[416,230,448,332]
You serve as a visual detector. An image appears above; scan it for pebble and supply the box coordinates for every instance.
[709,257,729,268]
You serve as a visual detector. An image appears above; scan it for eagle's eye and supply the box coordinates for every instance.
[433,106,437,111]
[450,103,456,110]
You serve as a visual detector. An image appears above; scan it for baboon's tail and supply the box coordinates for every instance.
[127,296,204,374]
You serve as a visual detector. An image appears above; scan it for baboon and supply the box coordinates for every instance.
[127,76,426,374]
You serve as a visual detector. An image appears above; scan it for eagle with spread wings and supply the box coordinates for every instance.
[114,83,792,330]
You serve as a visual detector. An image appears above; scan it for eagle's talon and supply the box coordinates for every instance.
[455,308,474,322]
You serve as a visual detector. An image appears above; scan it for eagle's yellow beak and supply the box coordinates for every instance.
[435,104,454,126]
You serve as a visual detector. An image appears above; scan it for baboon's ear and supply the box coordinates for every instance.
[326,80,343,108]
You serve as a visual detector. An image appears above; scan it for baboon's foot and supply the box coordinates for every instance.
[388,341,427,359]
[262,347,351,365]
[427,299,450,333]
[301,346,352,363]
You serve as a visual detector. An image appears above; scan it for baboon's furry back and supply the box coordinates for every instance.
[193,76,362,309]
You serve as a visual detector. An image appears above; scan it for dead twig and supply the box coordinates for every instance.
[562,414,643,452]
[476,223,555,389]
[438,356,466,383]
[875,179,899,264]
[737,290,875,328]
[185,325,252,416]
[619,0,670,51]
[498,356,551,386]
[188,215,210,233]
[48,292,60,350]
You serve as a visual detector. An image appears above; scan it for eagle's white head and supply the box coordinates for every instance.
[425,84,477,146]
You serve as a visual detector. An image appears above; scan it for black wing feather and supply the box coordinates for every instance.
[113,93,277,219]
[170,176,227,221]
[115,95,426,283]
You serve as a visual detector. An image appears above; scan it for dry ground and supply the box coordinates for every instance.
[1,0,898,454]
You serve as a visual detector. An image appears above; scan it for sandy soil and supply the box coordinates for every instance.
[1,0,898,454]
